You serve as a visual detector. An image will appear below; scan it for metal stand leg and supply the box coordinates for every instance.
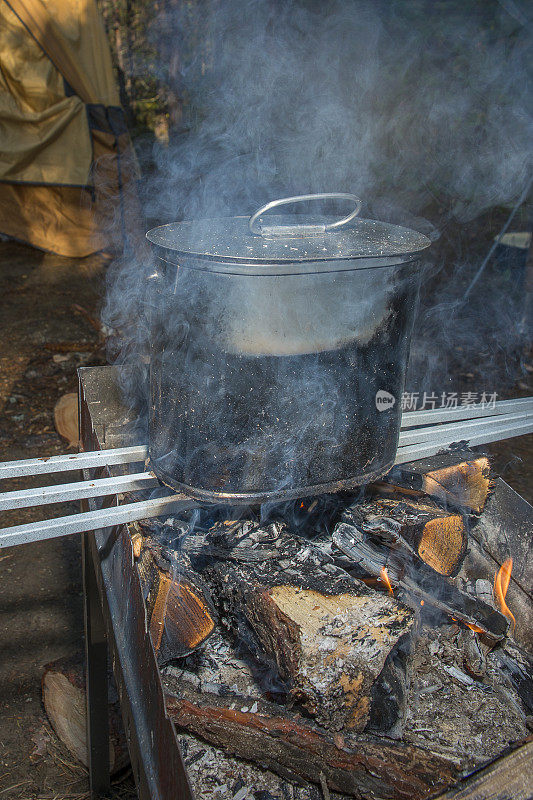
[83,531,111,798]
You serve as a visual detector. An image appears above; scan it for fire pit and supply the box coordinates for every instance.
[72,366,532,800]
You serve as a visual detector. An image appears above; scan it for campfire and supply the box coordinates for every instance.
[133,447,531,798]
[32,366,532,800]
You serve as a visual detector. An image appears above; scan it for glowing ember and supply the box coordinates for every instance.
[380,567,393,596]
[494,558,515,634]
[466,622,484,634]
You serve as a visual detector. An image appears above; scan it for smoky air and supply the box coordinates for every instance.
[101,0,532,496]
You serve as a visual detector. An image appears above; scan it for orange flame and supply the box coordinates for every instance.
[380,567,393,596]
[466,622,484,634]
[494,558,515,634]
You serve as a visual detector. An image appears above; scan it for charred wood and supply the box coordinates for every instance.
[200,523,414,732]
[164,680,458,800]
[458,513,533,653]
[366,633,413,738]
[471,478,533,600]
[332,522,509,640]
[343,495,468,577]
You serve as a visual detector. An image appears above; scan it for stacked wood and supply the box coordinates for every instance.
[200,523,414,733]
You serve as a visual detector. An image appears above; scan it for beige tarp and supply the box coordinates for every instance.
[0,0,139,257]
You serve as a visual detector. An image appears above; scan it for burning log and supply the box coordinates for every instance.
[343,495,468,577]
[135,534,217,664]
[472,478,533,600]
[383,452,493,513]
[332,522,509,640]
[458,478,533,651]
[199,523,414,732]
[162,636,459,800]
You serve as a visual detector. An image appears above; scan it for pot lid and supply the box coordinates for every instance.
[146,193,432,265]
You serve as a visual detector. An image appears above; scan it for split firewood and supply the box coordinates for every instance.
[344,495,468,577]
[136,538,217,665]
[383,452,492,513]
[198,522,414,732]
[164,672,458,800]
[53,392,79,448]
[333,521,509,641]
[42,654,128,773]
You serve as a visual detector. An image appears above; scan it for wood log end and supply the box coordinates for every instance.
[422,456,492,514]
[248,584,414,732]
[42,655,128,774]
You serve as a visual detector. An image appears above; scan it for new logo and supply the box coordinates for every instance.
[375,390,396,411]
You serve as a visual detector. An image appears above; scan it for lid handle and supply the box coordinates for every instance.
[248,193,362,237]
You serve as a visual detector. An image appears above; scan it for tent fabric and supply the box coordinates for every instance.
[0,0,139,257]
[0,129,137,257]
[3,0,120,106]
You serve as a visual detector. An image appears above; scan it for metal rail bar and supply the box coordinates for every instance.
[0,407,531,550]
[402,397,533,427]
[398,410,532,447]
[0,445,147,480]
[0,471,159,512]
[396,418,533,464]
[1,411,527,509]
[1,399,530,482]
[0,494,197,549]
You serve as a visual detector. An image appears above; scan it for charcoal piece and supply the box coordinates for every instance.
[367,634,413,738]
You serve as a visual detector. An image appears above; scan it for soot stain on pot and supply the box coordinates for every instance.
[146,257,418,501]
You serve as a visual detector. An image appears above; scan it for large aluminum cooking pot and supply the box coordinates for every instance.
[146,193,431,503]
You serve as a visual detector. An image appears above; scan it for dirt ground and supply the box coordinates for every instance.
[0,238,531,800]
[0,241,135,798]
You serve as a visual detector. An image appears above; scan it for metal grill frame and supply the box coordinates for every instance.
[79,367,195,799]
[77,366,533,800]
